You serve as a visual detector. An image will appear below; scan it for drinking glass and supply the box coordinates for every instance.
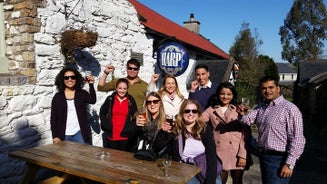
[85,70,92,82]
[166,114,174,126]
[162,154,172,177]
[94,151,110,161]
[139,107,147,120]
[241,97,250,113]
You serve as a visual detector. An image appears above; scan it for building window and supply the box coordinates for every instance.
[0,1,8,73]
[131,51,144,66]
[282,74,285,80]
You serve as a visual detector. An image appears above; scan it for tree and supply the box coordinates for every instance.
[230,23,279,105]
[279,0,327,64]
[229,22,263,64]
[257,55,279,81]
[229,22,264,105]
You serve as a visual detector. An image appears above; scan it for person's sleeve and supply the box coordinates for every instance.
[50,96,58,139]
[86,83,96,104]
[203,125,217,184]
[97,79,116,91]
[285,105,306,166]
[126,98,138,138]
[237,130,247,159]
[240,107,259,126]
[146,82,158,95]
[99,97,110,131]
[188,90,196,100]
[201,108,211,123]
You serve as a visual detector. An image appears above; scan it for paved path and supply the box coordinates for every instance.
[227,122,327,184]
[289,121,327,184]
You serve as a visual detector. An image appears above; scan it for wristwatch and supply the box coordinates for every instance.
[287,164,294,170]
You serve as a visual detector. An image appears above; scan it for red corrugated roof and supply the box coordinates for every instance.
[129,0,230,60]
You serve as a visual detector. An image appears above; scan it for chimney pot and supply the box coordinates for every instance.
[184,13,200,34]
[190,13,194,21]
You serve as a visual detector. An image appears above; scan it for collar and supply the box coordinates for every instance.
[198,80,212,90]
[264,95,283,106]
[114,94,127,102]
[125,76,143,85]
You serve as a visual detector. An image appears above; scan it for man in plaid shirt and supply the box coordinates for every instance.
[239,75,305,184]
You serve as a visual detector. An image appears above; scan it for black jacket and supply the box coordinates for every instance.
[51,84,96,143]
[99,92,137,139]
[155,125,217,184]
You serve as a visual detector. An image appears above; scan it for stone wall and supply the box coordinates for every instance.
[4,0,45,84]
[0,0,197,182]
[0,0,156,182]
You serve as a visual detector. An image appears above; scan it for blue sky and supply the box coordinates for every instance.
[137,0,325,63]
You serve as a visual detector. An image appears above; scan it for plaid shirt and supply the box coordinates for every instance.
[241,95,305,166]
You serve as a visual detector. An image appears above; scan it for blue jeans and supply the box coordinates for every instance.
[259,153,289,184]
[65,131,85,144]
[186,175,222,184]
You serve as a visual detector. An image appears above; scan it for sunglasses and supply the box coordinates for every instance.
[183,109,198,114]
[64,76,77,80]
[146,99,160,105]
[127,66,139,71]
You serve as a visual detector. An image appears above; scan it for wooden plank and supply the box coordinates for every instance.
[30,141,200,183]
[9,141,200,184]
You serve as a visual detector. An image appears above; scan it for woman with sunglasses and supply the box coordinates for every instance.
[201,82,251,184]
[135,92,173,152]
[51,68,96,145]
[99,78,138,152]
[155,99,221,184]
[147,74,184,118]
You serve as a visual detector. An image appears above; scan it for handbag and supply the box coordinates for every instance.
[178,135,222,183]
[134,131,167,161]
[134,149,159,161]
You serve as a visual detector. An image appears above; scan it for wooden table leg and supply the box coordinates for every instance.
[20,162,40,184]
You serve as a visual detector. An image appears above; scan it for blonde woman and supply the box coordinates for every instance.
[135,92,172,152]
[147,74,184,117]
[155,99,221,184]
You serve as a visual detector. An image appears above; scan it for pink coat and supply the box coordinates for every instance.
[201,104,247,170]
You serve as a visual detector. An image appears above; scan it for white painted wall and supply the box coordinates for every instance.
[0,1,198,182]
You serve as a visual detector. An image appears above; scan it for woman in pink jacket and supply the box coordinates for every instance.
[201,82,248,184]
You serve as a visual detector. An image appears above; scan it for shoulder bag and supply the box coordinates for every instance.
[134,131,167,161]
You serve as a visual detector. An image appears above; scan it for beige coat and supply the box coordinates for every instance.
[201,104,247,170]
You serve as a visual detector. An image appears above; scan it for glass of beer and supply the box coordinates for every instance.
[166,114,174,126]
[139,107,147,120]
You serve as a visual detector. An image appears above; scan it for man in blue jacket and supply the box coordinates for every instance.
[188,64,218,111]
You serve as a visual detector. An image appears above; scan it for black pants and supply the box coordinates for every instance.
[221,169,244,184]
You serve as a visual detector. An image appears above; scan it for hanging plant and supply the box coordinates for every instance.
[60,29,98,63]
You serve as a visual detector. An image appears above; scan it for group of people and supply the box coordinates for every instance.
[50,59,305,184]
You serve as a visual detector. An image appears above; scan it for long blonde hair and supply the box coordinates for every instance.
[174,99,206,140]
[145,91,166,129]
[158,74,184,99]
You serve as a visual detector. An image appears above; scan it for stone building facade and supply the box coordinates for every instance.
[0,0,199,182]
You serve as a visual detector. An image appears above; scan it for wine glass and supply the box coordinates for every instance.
[241,97,250,113]
[162,154,172,177]
[84,70,92,82]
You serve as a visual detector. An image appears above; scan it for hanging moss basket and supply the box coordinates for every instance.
[60,29,98,63]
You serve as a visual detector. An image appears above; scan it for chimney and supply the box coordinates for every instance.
[183,13,200,34]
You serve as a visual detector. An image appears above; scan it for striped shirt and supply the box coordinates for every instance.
[241,95,305,166]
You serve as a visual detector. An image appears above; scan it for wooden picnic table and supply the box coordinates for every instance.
[9,141,200,184]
